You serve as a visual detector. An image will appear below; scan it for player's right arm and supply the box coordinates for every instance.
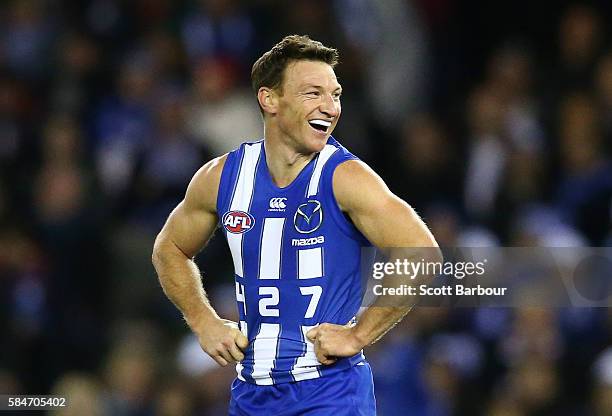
[152,154,248,367]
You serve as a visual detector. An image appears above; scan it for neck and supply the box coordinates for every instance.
[263,124,317,188]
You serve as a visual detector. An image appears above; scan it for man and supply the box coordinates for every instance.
[152,35,438,415]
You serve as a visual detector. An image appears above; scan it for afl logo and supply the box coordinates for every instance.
[222,211,255,234]
[294,200,323,234]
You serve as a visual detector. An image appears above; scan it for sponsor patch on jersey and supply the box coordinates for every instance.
[269,197,287,211]
[294,200,323,234]
[222,210,255,234]
[291,236,325,246]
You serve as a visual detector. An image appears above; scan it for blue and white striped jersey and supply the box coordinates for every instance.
[216,136,370,385]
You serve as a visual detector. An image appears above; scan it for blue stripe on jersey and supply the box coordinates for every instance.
[217,136,370,385]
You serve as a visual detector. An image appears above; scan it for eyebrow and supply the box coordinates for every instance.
[301,84,343,92]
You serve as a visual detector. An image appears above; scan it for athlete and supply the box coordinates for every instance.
[152,35,439,415]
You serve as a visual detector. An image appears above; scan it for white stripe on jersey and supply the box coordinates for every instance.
[227,142,262,277]
[259,217,285,279]
[251,323,281,385]
[307,144,338,197]
[227,236,244,278]
[236,320,248,381]
[297,247,323,279]
[291,325,321,381]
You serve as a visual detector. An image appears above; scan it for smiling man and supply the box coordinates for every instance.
[152,35,438,415]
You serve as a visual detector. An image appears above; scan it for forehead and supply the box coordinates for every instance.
[282,60,340,90]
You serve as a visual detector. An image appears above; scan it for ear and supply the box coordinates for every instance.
[257,87,278,115]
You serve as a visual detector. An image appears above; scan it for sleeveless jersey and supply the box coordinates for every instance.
[216,136,370,385]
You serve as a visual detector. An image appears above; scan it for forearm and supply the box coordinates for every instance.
[352,247,440,348]
[352,305,411,347]
[152,240,219,332]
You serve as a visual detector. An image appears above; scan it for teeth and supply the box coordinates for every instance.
[309,119,332,127]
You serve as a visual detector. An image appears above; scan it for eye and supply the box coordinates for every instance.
[333,92,342,100]
[306,91,320,97]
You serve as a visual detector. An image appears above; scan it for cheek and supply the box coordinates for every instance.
[277,107,304,131]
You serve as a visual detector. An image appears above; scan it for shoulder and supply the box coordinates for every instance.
[325,136,357,161]
[184,154,229,213]
[332,159,392,213]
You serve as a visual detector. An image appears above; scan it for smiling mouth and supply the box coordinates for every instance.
[308,119,332,134]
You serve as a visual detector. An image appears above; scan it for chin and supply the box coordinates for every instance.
[305,136,328,153]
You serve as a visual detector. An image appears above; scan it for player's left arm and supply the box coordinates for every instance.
[306,159,440,364]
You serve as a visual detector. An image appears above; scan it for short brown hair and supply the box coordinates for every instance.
[251,35,339,96]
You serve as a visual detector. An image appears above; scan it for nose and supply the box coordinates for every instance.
[320,94,340,118]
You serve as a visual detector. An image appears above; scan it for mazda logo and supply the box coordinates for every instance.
[294,200,323,234]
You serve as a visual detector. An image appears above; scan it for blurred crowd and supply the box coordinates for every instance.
[0,0,611,415]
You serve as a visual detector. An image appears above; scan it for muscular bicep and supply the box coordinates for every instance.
[158,199,219,258]
[154,155,227,258]
[333,160,437,249]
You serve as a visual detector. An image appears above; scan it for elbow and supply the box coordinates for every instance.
[432,245,444,264]
[151,234,167,271]
[152,234,192,272]
[428,236,443,264]
[152,238,176,292]
[418,244,442,265]
[421,232,443,264]
[151,247,160,270]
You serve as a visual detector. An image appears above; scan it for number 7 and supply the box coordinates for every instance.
[300,286,322,318]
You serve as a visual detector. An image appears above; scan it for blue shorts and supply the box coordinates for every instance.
[229,362,376,416]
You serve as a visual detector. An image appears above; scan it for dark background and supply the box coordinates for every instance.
[0,0,611,415]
